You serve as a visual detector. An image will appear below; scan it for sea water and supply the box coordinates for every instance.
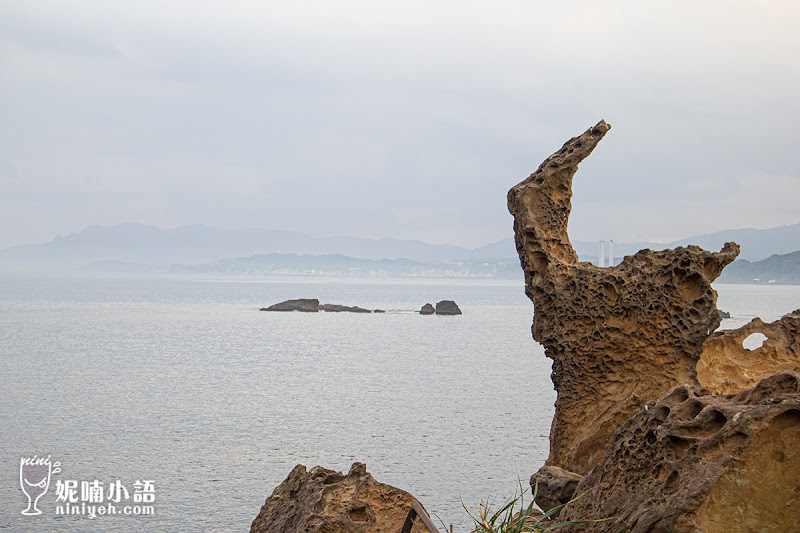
[0,273,797,532]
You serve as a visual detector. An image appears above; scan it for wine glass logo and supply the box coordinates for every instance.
[20,455,60,516]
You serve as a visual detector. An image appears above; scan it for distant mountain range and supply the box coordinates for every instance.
[1,222,799,277]
[163,253,522,279]
[456,224,800,265]
[578,224,800,264]
[0,223,481,270]
[718,251,800,285]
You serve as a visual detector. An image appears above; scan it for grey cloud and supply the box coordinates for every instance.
[1,1,799,248]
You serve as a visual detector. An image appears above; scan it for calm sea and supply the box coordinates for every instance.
[0,274,797,532]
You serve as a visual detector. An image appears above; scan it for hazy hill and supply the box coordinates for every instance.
[170,253,425,275]
[0,223,471,271]
[657,224,800,262]
[479,223,800,264]
[718,251,800,285]
[80,253,522,279]
[1,222,798,272]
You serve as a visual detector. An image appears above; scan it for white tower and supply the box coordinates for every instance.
[608,240,614,267]
[599,241,605,267]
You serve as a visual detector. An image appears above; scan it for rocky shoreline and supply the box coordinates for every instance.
[249,122,799,532]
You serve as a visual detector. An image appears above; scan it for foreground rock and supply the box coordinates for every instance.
[507,120,739,477]
[250,462,425,533]
[434,300,461,315]
[419,303,435,315]
[261,299,320,312]
[560,371,800,532]
[698,309,800,394]
[530,465,582,513]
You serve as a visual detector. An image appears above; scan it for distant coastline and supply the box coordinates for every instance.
[717,250,800,285]
[2,222,800,283]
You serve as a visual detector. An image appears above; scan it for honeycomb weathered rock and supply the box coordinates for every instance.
[507,120,739,476]
[560,371,800,532]
[698,309,800,394]
[250,463,424,533]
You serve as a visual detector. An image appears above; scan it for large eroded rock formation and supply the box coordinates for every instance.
[251,463,426,533]
[560,371,800,532]
[698,309,800,394]
[507,120,739,476]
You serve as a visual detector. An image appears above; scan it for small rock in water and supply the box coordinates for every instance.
[261,299,319,312]
[435,300,462,315]
[419,303,435,315]
[318,304,372,313]
[719,310,731,319]
[262,300,377,313]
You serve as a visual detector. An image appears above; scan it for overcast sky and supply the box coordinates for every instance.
[1,1,799,249]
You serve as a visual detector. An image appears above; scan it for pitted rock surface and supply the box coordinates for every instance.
[560,371,800,532]
[250,462,423,533]
[529,465,582,513]
[507,120,739,476]
[698,309,800,394]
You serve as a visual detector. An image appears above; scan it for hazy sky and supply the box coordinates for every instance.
[2,1,799,249]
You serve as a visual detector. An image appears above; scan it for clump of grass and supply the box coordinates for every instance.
[463,479,610,533]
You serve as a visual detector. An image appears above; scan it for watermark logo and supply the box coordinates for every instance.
[20,455,61,515]
[18,457,155,519]
[54,478,156,518]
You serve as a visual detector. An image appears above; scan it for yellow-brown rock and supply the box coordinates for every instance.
[507,120,739,477]
[250,462,427,533]
[560,371,800,532]
[698,309,800,394]
[530,465,582,513]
